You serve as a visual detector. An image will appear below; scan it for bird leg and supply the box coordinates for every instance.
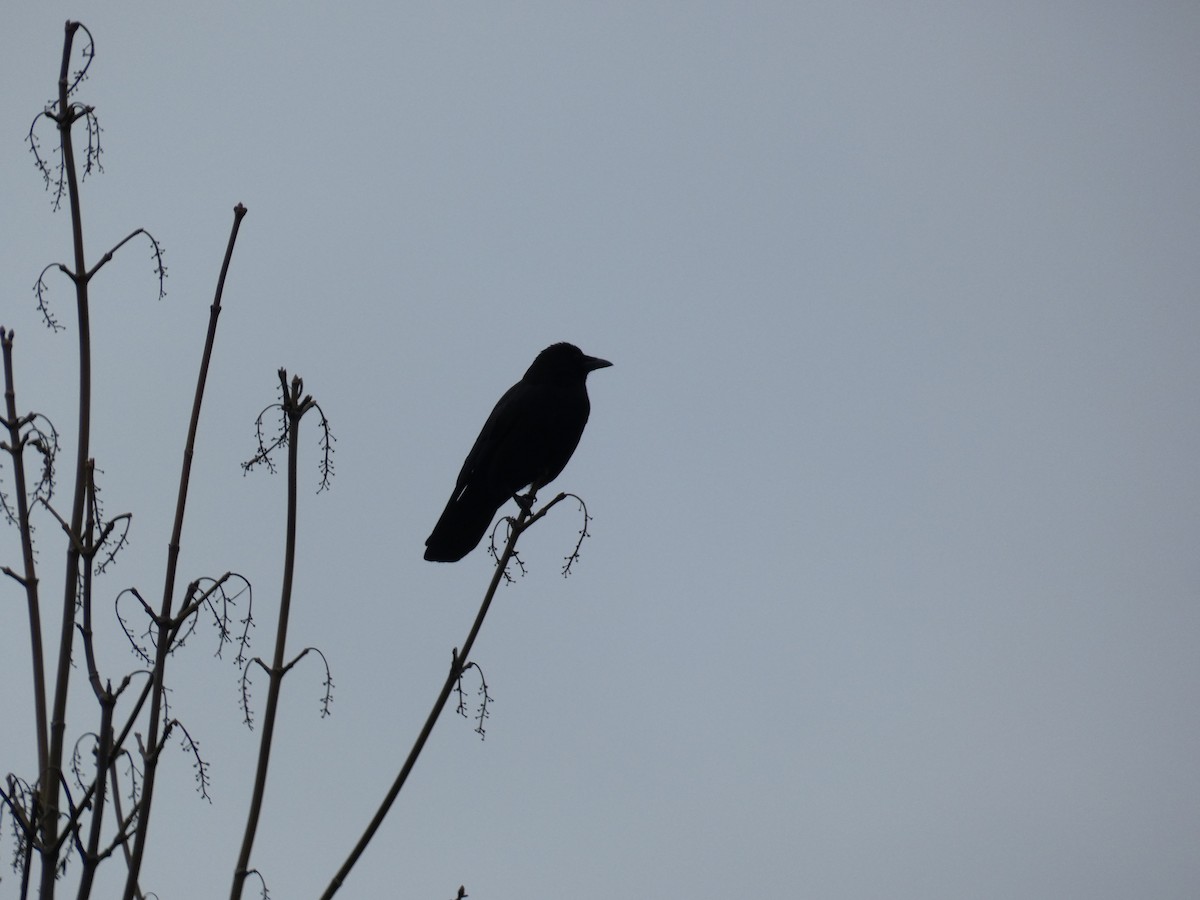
[514,477,549,511]
[512,489,538,512]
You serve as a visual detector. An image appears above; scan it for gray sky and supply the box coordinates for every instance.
[2,3,1198,898]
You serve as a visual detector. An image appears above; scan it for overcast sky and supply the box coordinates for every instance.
[2,3,1198,899]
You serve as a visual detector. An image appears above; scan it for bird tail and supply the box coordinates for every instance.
[423,488,506,562]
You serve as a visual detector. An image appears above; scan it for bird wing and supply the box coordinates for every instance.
[449,379,527,503]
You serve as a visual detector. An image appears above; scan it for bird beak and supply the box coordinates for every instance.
[583,355,612,372]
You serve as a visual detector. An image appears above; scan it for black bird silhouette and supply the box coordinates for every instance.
[424,342,612,562]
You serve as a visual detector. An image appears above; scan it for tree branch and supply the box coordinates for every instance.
[319,500,545,899]
[120,202,246,900]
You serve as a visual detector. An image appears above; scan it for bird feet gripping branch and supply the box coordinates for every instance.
[512,490,538,513]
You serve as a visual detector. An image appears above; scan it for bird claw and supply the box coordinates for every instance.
[513,491,537,512]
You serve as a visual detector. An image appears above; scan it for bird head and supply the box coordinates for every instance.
[525,342,612,382]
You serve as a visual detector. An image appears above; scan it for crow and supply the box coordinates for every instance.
[424,342,612,562]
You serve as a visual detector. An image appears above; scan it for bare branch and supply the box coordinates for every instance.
[33,263,67,331]
[320,501,536,899]
[121,201,247,900]
[1,329,52,777]
[278,646,335,719]
[454,662,493,740]
[232,370,331,900]
[84,227,168,299]
[115,587,155,664]
[168,720,212,803]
